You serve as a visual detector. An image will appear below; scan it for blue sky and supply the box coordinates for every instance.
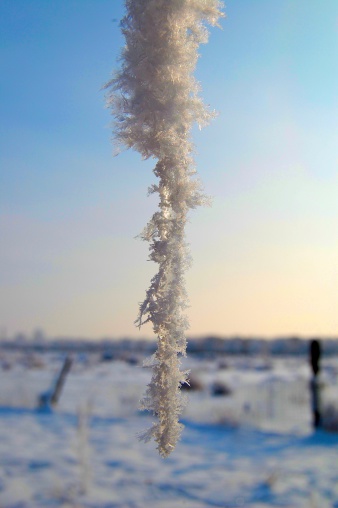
[0,0,337,339]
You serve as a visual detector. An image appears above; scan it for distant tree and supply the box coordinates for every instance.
[14,332,27,343]
[32,328,46,343]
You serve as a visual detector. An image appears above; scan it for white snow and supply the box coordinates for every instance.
[0,349,337,507]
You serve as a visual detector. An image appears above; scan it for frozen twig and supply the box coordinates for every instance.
[105,0,224,457]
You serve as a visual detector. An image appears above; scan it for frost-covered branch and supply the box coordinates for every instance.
[105,0,223,457]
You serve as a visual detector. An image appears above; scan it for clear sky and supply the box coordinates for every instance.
[0,0,337,339]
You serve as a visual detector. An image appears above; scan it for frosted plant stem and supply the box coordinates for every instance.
[105,0,224,457]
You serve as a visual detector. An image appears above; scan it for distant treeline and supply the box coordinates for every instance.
[1,336,338,357]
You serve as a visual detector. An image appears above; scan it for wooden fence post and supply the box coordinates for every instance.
[309,339,321,429]
[51,356,73,406]
[39,355,73,409]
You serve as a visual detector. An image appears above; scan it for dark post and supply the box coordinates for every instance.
[50,356,73,406]
[309,339,321,429]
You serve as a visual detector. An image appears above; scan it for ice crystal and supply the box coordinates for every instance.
[105,0,224,457]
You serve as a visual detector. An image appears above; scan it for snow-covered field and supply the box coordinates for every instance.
[0,349,337,508]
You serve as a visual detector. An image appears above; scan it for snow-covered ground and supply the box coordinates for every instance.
[0,349,337,507]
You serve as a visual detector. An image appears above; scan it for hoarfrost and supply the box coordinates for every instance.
[105,0,224,457]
